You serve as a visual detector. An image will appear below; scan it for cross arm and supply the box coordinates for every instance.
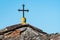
[18,9,29,12]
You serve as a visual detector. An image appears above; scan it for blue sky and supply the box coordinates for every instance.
[0,0,60,34]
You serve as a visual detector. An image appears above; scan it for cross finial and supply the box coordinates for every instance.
[18,4,29,24]
[18,4,29,18]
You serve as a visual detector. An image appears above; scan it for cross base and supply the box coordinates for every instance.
[21,17,26,24]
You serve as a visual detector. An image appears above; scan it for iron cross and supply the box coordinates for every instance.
[18,4,29,17]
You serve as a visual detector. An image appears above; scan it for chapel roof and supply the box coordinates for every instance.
[0,24,47,35]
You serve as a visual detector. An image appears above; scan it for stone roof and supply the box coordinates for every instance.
[0,24,60,40]
[0,24,47,35]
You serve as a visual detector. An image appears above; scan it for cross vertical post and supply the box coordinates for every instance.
[23,4,24,17]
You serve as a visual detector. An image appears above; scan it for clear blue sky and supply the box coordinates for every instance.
[0,0,60,34]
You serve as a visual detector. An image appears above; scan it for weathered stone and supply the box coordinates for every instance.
[0,24,60,40]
